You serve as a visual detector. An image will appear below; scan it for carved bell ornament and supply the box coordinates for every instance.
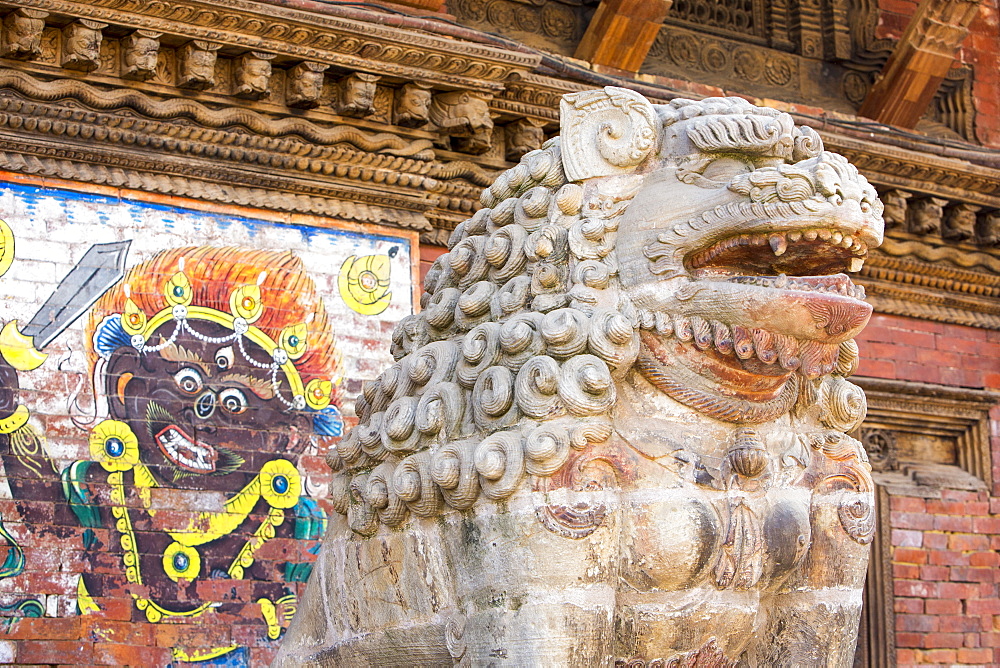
[278,87,883,666]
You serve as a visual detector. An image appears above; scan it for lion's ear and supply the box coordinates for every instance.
[559,86,659,182]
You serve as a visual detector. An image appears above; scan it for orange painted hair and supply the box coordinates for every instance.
[87,246,339,400]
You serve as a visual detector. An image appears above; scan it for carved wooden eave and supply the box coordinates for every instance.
[0,0,998,335]
[3,0,540,92]
[855,376,997,490]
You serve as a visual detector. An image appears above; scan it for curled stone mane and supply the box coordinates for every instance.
[327,89,883,538]
[328,135,640,534]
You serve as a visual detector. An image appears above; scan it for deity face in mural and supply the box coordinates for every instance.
[103,320,313,491]
[89,246,340,489]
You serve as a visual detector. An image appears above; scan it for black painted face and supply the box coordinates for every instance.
[106,320,311,491]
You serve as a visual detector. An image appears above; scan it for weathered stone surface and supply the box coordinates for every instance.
[276,87,884,666]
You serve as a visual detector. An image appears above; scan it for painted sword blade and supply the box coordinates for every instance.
[21,240,131,350]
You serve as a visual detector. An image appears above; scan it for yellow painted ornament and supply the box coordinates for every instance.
[230,283,264,323]
[0,321,47,371]
[165,270,193,306]
[304,378,332,410]
[90,419,140,472]
[163,542,202,582]
[0,218,13,278]
[260,459,301,509]
[0,405,29,434]
[280,323,308,360]
[339,253,392,315]
[122,298,148,336]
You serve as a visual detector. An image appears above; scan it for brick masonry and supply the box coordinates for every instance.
[856,312,1000,665]
[0,178,417,666]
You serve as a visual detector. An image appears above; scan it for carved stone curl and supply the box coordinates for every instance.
[279,88,882,667]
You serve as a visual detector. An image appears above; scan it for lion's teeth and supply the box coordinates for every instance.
[831,231,843,244]
[712,321,733,354]
[733,326,754,359]
[673,316,693,341]
[818,229,832,241]
[691,316,713,349]
[841,235,854,249]
[804,230,818,241]
[848,257,864,272]
[751,328,777,364]
[776,273,788,288]
[769,235,787,256]
[788,231,802,242]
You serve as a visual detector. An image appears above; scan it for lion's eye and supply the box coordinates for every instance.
[701,158,753,182]
[219,387,249,415]
[174,368,203,394]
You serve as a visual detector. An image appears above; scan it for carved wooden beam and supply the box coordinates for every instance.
[574,0,673,73]
[858,0,980,129]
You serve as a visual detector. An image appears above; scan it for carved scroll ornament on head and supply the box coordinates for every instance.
[560,86,659,181]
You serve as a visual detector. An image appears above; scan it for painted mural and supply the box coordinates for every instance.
[0,183,415,665]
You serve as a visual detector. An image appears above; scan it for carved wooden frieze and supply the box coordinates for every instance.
[0,0,997,338]
[0,8,46,60]
[285,60,327,108]
[60,18,104,71]
[121,30,160,81]
[8,0,540,91]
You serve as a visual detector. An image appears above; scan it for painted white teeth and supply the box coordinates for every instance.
[831,231,843,244]
[818,229,832,241]
[804,230,818,241]
[788,231,802,242]
[775,273,788,288]
[769,235,787,256]
[848,257,864,272]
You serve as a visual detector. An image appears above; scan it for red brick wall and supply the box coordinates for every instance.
[857,313,1000,665]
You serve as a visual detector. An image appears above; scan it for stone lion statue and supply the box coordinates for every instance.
[277,87,884,667]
